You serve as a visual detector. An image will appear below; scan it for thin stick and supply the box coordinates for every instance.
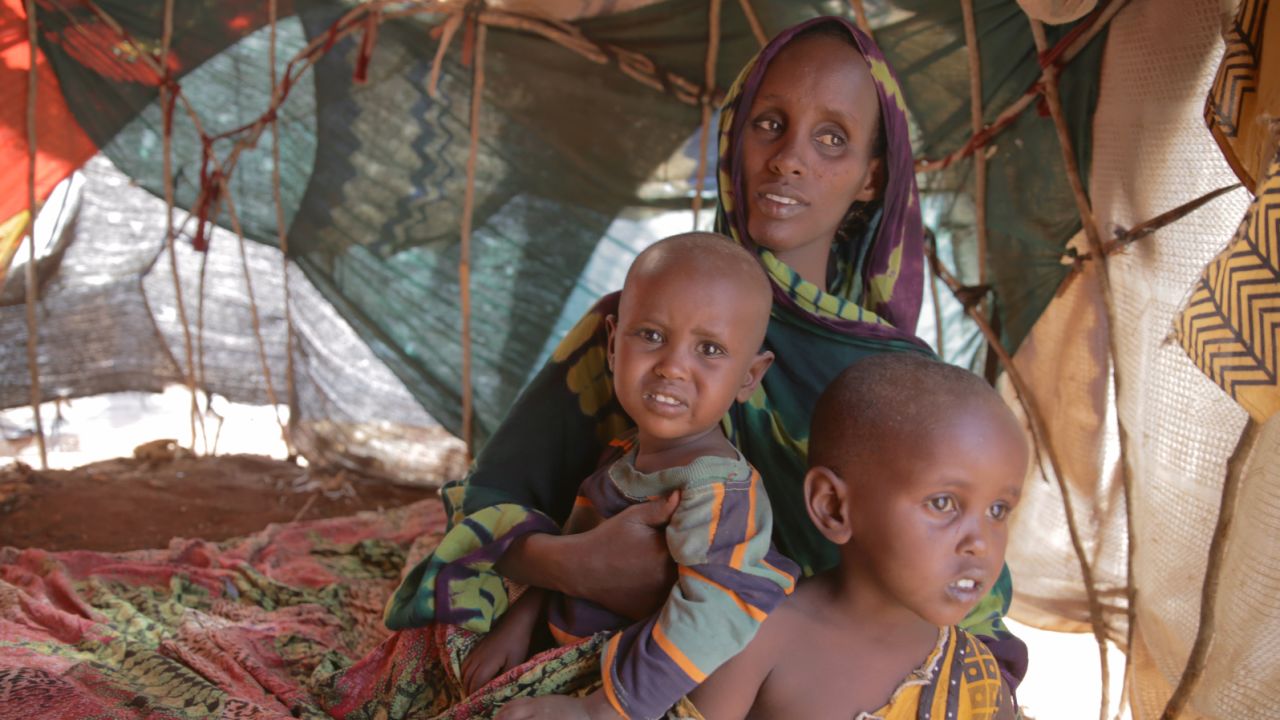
[1160,419,1260,719]
[269,0,298,456]
[23,0,48,469]
[961,0,988,287]
[459,19,487,459]
[691,0,722,226]
[222,192,288,436]
[155,0,199,452]
[915,0,1131,174]
[736,0,768,47]
[1031,17,1125,720]
[1109,183,1241,248]
[848,0,872,34]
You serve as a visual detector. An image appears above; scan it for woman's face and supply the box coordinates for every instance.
[740,33,884,285]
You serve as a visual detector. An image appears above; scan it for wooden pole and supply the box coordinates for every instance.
[691,0,722,227]
[459,18,488,458]
[23,0,48,469]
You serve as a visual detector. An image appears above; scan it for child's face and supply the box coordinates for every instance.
[739,33,883,268]
[849,403,1027,628]
[607,265,770,454]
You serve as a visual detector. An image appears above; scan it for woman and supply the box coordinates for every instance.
[354,15,1025,717]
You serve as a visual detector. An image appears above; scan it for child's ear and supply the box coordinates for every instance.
[605,314,618,373]
[735,350,774,403]
[853,156,885,203]
[803,465,853,545]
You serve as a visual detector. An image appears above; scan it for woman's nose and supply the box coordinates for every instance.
[768,132,805,176]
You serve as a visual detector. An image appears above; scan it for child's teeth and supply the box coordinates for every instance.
[955,579,976,590]
[766,193,797,205]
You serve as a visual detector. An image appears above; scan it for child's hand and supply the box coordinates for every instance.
[496,692,619,720]
[461,587,545,695]
[460,622,529,694]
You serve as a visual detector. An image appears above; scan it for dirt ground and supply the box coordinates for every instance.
[0,451,438,552]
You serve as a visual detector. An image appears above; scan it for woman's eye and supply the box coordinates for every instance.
[927,495,957,513]
[817,132,847,148]
[697,342,726,357]
[988,502,1011,521]
[638,329,663,343]
[753,117,782,133]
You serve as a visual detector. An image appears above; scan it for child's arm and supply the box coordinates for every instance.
[461,587,546,694]
[594,475,796,719]
[684,616,778,720]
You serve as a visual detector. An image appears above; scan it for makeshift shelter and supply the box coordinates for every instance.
[1,0,1277,718]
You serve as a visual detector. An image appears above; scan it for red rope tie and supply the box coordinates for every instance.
[353,10,380,84]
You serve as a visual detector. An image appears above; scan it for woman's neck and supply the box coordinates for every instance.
[771,245,831,293]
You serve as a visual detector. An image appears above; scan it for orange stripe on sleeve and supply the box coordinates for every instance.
[707,483,725,549]
[730,472,759,569]
[761,557,796,594]
[652,622,707,683]
[601,634,627,717]
[573,495,593,509]
[679,566,768,622]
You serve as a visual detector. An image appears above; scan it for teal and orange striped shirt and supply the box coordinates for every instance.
[548,443,798,720]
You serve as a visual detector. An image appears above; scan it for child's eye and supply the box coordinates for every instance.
[927,495,957,513]
[638,328,663,344]
[697,342,726,358]
[988,502,1011,522]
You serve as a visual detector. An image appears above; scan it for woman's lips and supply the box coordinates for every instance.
[753,187,807,220]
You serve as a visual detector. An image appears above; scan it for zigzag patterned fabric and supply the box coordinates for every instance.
[1176,147,1280,422]
[1204,0,1275,192]
[1183,0,1280,422]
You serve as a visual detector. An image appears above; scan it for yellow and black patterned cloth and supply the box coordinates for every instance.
[1178,0,1280,422]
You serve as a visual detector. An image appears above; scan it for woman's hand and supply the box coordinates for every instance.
[568,491,680,620]
[495,492,679,620]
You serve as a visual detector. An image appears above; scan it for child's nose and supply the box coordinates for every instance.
[653,348,689,379]
[957,518,989,557]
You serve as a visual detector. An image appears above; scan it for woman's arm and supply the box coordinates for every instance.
[495,493,680,620]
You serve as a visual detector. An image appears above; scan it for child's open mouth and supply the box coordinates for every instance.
[946,577,984,602]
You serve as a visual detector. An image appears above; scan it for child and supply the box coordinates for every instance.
[389,231,798,720]
[685,354,1028,720]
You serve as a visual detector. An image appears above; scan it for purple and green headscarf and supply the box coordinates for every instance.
[715,16,925,341]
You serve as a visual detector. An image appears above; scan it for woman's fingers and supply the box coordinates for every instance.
[626,489,680,527]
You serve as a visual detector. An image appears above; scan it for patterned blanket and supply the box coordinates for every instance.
[0,498,478,719]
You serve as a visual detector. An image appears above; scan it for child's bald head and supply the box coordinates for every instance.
[621,232,773,350]
[808,353,1020,473]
